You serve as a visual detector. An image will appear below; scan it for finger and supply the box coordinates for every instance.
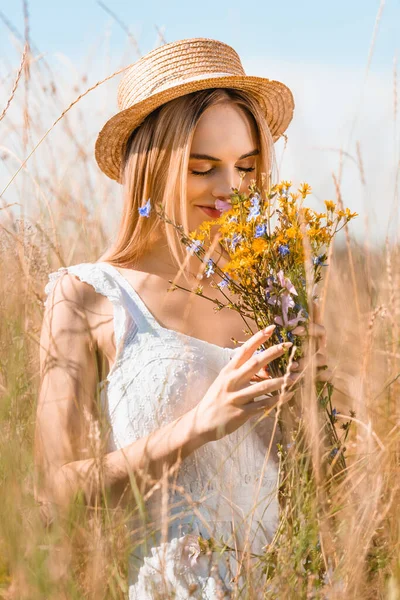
[228,325,276,370]
[234,342,293,386]
[243,390,296,414]
[294,323,325,339]
[316,368,334,383]
[292,325,306,336]
[251,361,299,381]
[293,353,327,370]
[235,372,301,403]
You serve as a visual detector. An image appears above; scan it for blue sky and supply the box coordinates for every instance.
[0,1,399,243]
[1,0,397,71]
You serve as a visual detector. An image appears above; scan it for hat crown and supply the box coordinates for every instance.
[117,38,246,110]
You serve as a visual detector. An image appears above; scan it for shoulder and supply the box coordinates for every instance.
[44,265,101,316]
[42,264,114,353]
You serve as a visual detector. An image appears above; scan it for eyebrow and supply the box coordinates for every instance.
[189,149,259,161]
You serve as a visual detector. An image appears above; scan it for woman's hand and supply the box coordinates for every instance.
[192,325,302,442]
[249,301,333,385]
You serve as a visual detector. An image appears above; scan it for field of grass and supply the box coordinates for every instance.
[1,12,400,600]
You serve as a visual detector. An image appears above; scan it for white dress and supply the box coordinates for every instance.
[44,261,281,599]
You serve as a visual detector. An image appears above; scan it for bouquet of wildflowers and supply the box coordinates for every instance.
[154,179,357,469]
[150,178,358,590]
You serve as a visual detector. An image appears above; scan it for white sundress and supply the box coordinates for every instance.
[44,261,281,599]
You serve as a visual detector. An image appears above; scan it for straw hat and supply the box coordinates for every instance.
[95,38,295,183]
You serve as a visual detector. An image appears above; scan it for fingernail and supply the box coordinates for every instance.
[282,342,293,349]
[263,325,275,335]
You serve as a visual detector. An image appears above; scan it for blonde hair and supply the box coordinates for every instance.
[99,88,277,271]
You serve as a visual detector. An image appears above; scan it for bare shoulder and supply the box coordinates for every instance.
[41,270,112,360]
[45,270,101,315]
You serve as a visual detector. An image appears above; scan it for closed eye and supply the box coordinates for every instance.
[191,166,255,177]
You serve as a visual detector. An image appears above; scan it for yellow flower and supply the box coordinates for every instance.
[299,182,312,197]
[251,238,268,255]
[345,207,358,219]
[286,226,298,239]
[281,180,292,189]
[324,200,336,212]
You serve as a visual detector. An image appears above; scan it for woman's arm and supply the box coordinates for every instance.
[34,273,207,522]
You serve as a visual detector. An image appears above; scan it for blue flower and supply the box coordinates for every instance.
[186,239,203,253]
[138,198,151,217]
[255,223,266,238]
[287,331,294,343]
[278,244,290,257]
[205,259,215,278]
[247,205,260,222]
[313,255,328,267]
[330,448,339,458]
[332,408,338,417]
[218,279,229,289]
[230,233,242,251]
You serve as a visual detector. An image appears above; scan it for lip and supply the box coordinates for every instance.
[196,205,221,219]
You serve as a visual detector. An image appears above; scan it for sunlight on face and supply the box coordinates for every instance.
[186,102,259,232]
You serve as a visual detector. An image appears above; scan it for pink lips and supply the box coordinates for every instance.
[196,199,232,219]
[198,206,221,219]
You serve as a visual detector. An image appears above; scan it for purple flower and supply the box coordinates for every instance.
[278,244,290,257]
[218,279,229,289]
[255,223,266,238]
[277,270,298,296]
[138,198,151,217]
[274,306,307,329]
[330,448,339,458]
[186,239,203,254]
[273,271,307,329]
[205,259,215,278]
[215,199,231,213]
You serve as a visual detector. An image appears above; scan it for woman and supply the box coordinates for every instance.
[35,38,330,598]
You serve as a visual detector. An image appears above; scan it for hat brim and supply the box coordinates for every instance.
[95,75,295,183]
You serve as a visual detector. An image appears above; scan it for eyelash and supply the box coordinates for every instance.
[191,166,255,177]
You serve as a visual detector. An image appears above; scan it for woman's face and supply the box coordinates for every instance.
[186,102,259,232]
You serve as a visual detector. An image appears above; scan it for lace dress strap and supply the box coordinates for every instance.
[96,261,162,334]
[43,262,140,378]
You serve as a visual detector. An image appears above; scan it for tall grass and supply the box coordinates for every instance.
[1,14,400,600]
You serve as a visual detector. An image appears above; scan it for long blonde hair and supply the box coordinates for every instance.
[99,88,277,270]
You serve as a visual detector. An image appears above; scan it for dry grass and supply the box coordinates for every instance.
[1,14,400,600]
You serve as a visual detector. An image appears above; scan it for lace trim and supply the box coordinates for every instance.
[129,534,231,599]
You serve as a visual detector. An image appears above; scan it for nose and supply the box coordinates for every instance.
[211,166,239,201]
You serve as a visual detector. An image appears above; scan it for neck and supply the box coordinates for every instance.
[134,238,228,283]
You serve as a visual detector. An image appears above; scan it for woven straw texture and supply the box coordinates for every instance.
[95,38,295,182]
